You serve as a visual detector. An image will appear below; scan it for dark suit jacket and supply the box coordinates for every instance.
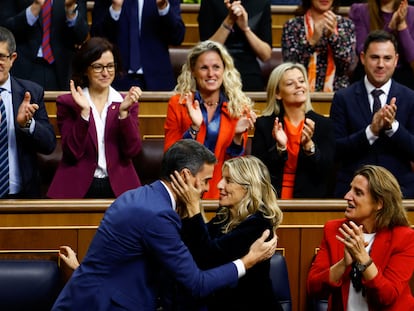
[307,219,414,310]
[90,0,185,91]
[9,76,56,197]
[179,211,281,311]
[52,181,239,311]
[252,110,335,198]
[330,79,414,198]
[47,92,142,198]
[0,0,89,90]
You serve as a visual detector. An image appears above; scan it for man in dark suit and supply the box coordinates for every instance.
[90,0,185,91]
[51,139,277,310]
[330,30,414,198]
[0,26,56,198]
[0,0,89,91]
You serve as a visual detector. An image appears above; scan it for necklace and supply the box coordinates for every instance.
[204,101,218,107]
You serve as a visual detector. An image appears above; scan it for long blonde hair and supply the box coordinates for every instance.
[262,62,313,117]
[174,40,253,118]
[215,156,283,233]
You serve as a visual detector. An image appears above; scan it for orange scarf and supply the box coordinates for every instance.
[281,118,304,199]
[304,11,336,92]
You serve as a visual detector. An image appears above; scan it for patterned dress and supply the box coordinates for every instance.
[282,15,356,91]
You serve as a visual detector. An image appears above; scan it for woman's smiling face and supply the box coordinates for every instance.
[192,50,224,93]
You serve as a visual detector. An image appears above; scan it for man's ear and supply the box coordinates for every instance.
[180,168,191,182]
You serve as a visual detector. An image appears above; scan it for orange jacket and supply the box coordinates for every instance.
[164,94,248,199]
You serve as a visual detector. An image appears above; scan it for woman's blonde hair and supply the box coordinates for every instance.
[174,40,253,117]
[216,156,283,233]
[262,62,313,116]
[354,165,410,231]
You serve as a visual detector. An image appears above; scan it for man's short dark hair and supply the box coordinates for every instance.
[161,139,217,182]
[0,26,16,54]
[363,30,398,54]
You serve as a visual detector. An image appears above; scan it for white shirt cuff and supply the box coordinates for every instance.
[233,259,246,278]
[366,125,378,145]
[384,120,399,137]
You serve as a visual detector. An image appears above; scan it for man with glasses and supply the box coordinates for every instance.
[0,26,56,198]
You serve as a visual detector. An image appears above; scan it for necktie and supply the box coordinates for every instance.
[371,89,383,114]
[129,0,142,71]
[42,0,55,64]
[0,89,9,197]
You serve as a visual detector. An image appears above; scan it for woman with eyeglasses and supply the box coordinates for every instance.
[47,37,142,198]
[307,165,414,310]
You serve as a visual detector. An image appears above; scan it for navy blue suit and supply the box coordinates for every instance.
[330,79,414,198]
[0,0,89,90]
[52,181,239,311]
[9,76,56,197]
[90,0,185,91]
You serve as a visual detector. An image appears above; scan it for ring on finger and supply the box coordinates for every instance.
[345,235,351,242]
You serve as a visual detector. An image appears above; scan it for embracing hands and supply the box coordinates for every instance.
[170,169,202,218]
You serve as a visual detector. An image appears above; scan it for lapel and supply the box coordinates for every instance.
[369,229,392,269]
[355,81,373,125]
[10,77,24,127]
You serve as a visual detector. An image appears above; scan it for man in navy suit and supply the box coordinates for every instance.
[0,0,89,91]
[330,30,414,198]
[90,0,185,91]
[0,26,56,198]
[52,139,277,311]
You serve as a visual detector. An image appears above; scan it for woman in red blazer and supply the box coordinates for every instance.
[307,165,414,310]
[47,37,142,198]
[164,40,256,199]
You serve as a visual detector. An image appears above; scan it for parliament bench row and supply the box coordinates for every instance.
[1,200,413,311]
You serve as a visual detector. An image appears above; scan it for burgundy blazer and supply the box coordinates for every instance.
[307,219,414,311]
[47,93,142,198]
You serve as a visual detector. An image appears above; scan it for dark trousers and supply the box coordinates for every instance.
[85,177,115,198]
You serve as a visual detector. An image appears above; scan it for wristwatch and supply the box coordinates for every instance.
[66,4,78,15]
[355,258,373,272]
[304,143,315,154]
[24,119,32,128]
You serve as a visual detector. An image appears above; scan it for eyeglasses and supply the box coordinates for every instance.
[0,53,12,62]
[90,63,116,73]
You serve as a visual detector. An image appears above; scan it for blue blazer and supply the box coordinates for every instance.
[90,0,185,91]
[330,79,414,198]
[52,181,239,311]
[10,76,56,197]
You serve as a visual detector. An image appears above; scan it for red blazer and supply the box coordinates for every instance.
[164,94,248,199]
[307,219,414,311]
[47,93,142,198]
